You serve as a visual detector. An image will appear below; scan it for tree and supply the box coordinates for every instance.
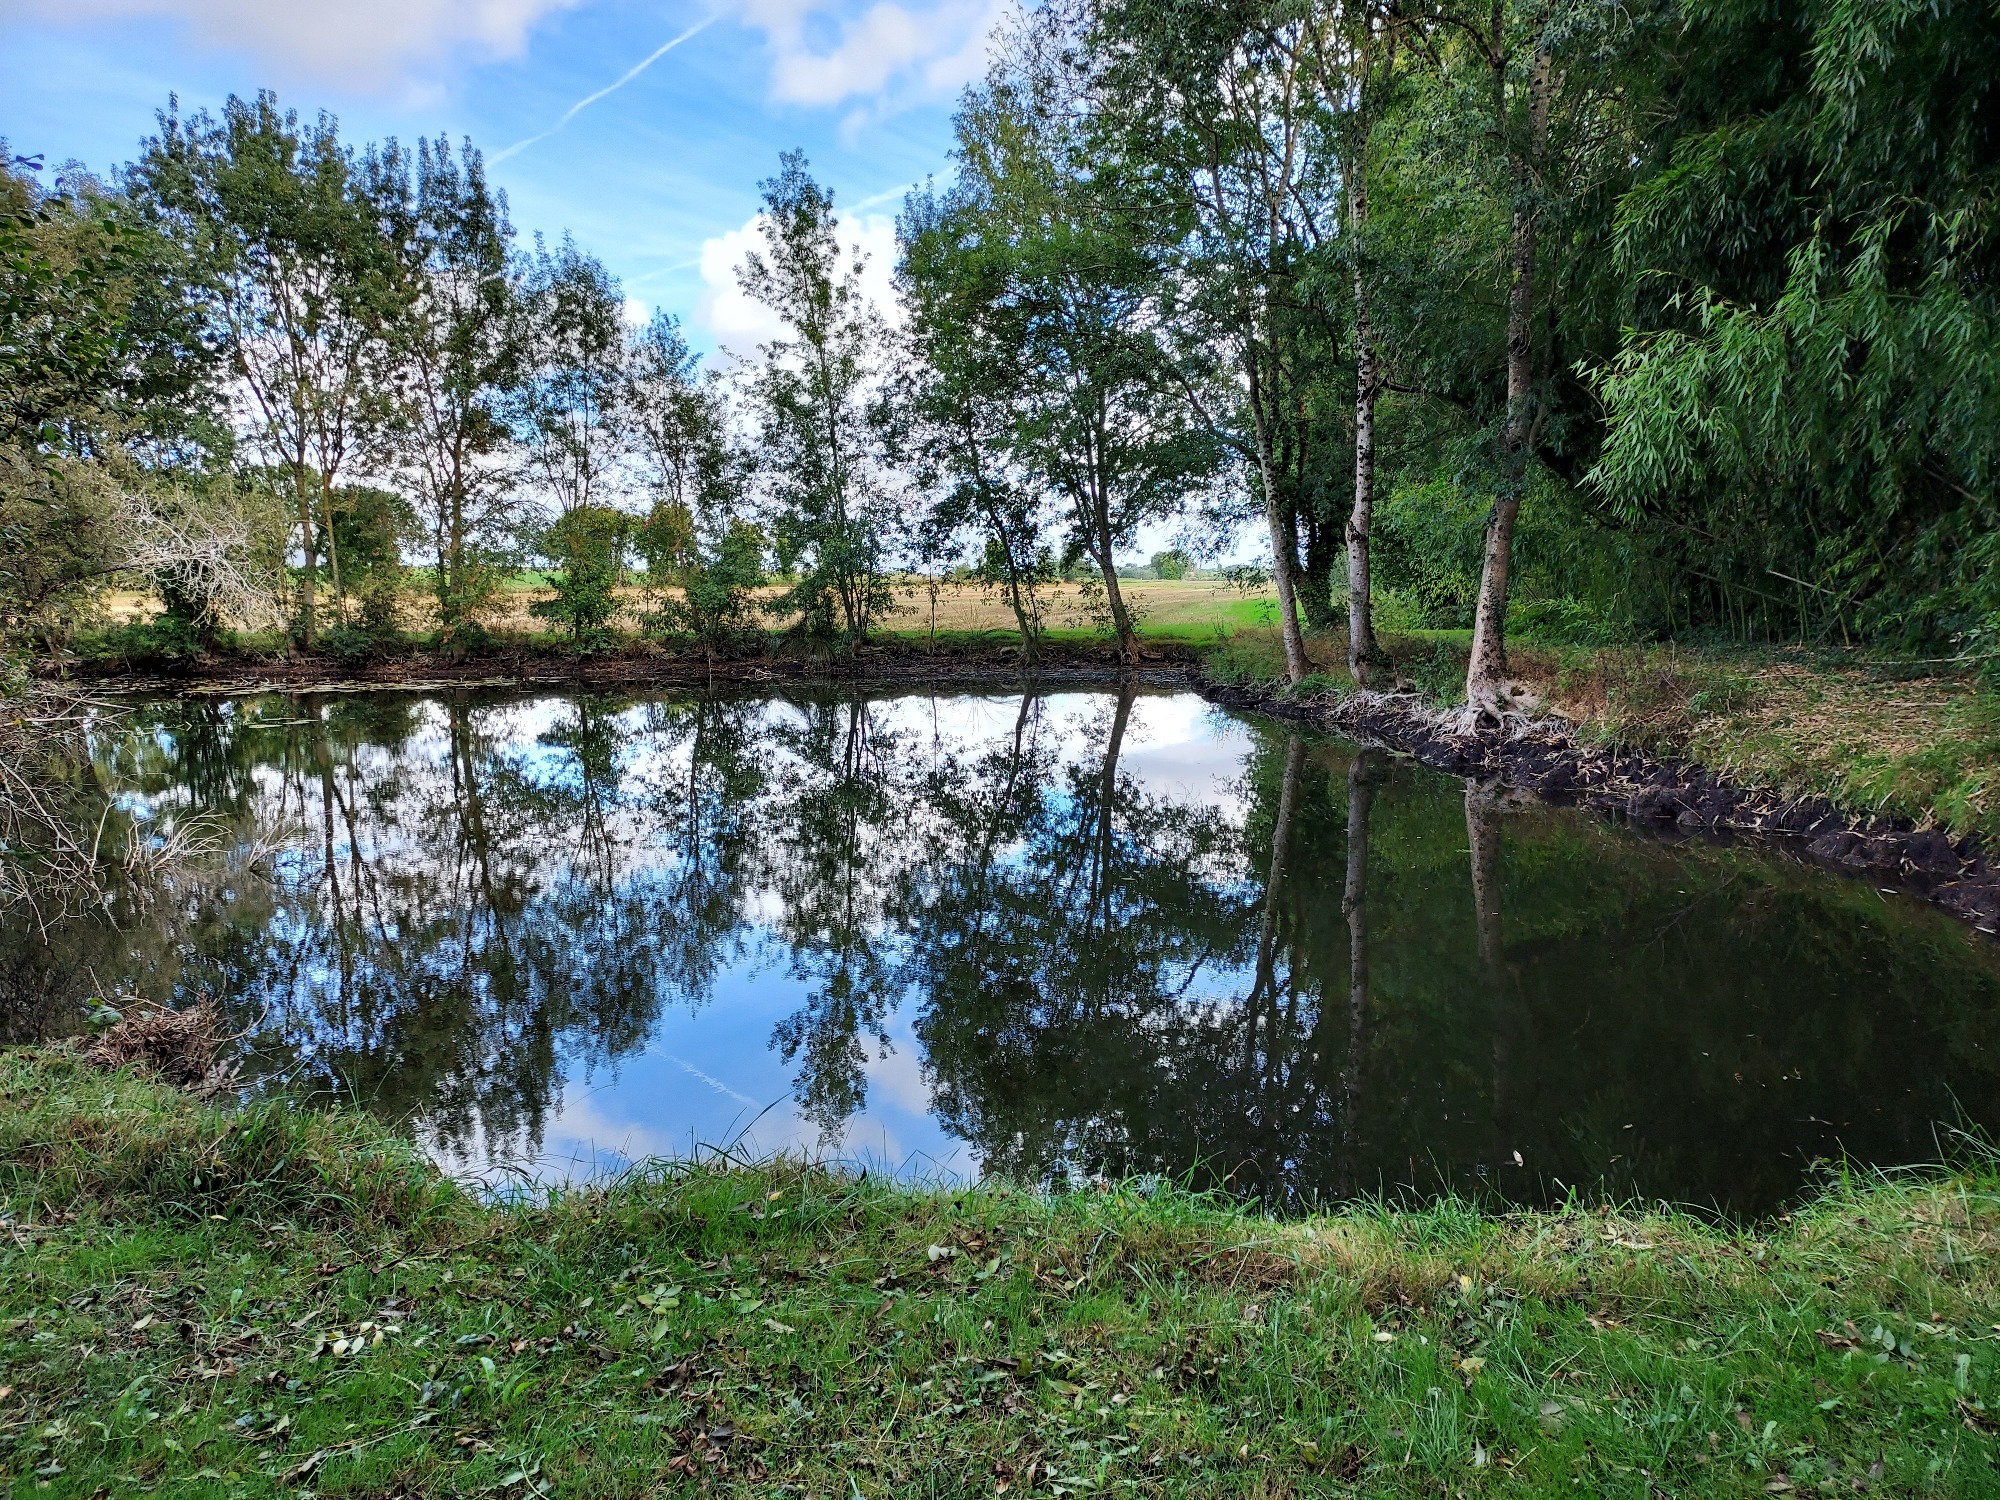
[738,152,896,646]
[513,235,627,519]
[1590,0,2000,661]
[367,136,522,647]
[905,13,1221,665]
[2,153,274,655]
[133,93,391,644]
[895,195,1058,659]
[1399,0,1650,712]
[635,505,766,663]
[1098,0,1356,683]
[1331,5,1404,689]
[624,311,738,526]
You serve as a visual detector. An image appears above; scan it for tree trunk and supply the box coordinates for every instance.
[295,471,317,644]
[1347,145,1384,689]
[320,471,346,628]
[1246,353,1308,684]
[1095,522,1141,666]
[1464,42,1551,716]
[1340,746,1380,1188]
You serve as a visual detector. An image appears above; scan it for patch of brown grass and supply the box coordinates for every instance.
[81,998,238,1099]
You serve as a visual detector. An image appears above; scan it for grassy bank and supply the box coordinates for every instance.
[1201,626,2000,847]
[4,1051,2000,1497]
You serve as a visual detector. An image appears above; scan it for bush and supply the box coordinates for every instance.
[1151,548,1192,581]
[532,505,630,649]
[643,516,767,658]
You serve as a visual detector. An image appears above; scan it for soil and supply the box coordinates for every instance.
[64,641,2000,939]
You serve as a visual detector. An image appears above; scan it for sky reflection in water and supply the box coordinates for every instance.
[11,684,2000,1216]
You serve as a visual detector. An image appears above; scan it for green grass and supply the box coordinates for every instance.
[6,1051,2000,1497]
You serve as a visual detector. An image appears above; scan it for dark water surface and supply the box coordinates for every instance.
[8,684,2000,1215]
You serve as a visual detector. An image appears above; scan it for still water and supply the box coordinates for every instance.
[9,684,2000,1215]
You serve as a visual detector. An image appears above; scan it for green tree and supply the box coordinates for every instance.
[2,151,272,656]
[894,195,1057,659]
[532,502,628,648]
[133,93,393,643]
[903,14,1221,665]
[366,136,522,648]
[1098,0,1359,682]
[319,485,412,634]
[635,504,766,663]
[1590,0,2000,660]
[624,311,738,526]
[513,235,627,519]
[738,152,896,646]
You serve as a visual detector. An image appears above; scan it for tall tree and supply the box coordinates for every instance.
[738,152,896,645]
[896,190,1057,659]
[1099,0,1355,683]
[624,311,737,528]
[513,235,626,520]
[1413,0,1648,712]
[367,136,522,647]
[907,12,1220,666]
[1323,6,1403,688]
[134,93,388,643]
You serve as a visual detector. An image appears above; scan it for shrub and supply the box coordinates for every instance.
[532,504,630,649]
[642,515,767,660]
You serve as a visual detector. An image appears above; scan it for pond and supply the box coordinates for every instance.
[7,683,2000,1216]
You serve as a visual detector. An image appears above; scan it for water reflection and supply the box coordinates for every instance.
[6,685,2000,1215]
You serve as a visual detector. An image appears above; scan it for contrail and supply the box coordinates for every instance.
[492,16,715,165]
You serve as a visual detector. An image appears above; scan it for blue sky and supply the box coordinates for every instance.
[0,0,1001,357]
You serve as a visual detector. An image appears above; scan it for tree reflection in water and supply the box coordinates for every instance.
[7,684,2000,1213]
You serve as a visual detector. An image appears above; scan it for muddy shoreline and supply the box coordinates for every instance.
[69,643,2000,937]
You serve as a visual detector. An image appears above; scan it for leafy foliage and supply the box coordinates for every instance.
[532,502,629,648]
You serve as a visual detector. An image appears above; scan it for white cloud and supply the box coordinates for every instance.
[739,0,1005,112]
[5,0,578,91]
[695,208,902,361]
[621,295,651,328]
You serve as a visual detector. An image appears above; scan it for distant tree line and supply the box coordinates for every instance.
[3,0,1995,704]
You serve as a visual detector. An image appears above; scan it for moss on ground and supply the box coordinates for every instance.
[4,1050,2000,1496]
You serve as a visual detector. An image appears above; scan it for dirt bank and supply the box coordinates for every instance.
[66,638,1166,695]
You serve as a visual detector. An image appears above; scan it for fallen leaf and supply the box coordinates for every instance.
[763,1318,795,1335]
[1372,1331,1394,1344]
